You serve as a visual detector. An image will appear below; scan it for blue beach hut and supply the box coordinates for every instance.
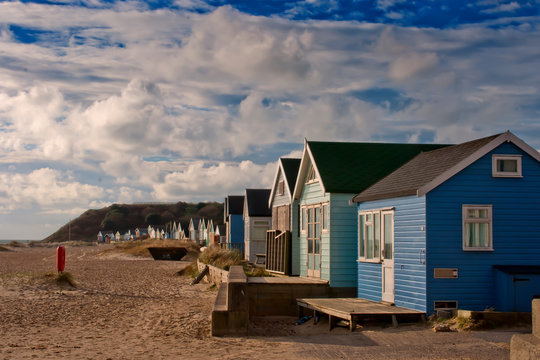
[352,131,540,314]
[225,195,245,253]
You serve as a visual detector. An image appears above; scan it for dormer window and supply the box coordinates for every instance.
[306,165,317,183]
[492,155,522,178]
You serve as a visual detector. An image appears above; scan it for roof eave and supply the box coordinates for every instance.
[418,131,539,196]
[352,190,418,204]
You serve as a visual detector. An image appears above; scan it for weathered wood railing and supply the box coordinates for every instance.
[265,230,291,275]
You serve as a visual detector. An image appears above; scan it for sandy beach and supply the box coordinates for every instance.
[0,244,526,359]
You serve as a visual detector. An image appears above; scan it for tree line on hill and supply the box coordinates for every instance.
[43,201,224,243]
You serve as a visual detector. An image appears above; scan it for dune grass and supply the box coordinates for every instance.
[198,245,245,270]
[100,239,200,258]
[198,246,270,277]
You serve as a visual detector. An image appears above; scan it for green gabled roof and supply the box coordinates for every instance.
[308,141,450,194]
[281,158,301,194]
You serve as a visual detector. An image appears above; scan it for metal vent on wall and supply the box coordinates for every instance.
[434,301,458,310]
[434,268,458,279]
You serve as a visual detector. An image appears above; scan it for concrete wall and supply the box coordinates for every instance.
[511,299,540,360]
[247,280,329,316]
[212,266,249,337]
[197,261,229,285]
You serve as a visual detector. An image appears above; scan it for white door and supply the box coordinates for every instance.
[381,211,394,303]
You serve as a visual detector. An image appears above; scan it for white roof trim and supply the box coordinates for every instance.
[292,141,326,200]
[268,160,282,208]
[417,131,540,196]
[268,158,297,208]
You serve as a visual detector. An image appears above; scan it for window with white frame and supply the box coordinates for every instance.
[462,205,493,251]
[492,155,522,178]
[302,203,329,233]
[306,165,317,183]
[322,203,329,231]
[358,211,381,261]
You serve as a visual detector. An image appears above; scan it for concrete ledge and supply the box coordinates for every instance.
[211,266,249,337]
[533,299,540,337]
[511,300,540,360]
[511,334,540,360]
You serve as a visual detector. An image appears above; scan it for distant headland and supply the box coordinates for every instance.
[42,201,224,243]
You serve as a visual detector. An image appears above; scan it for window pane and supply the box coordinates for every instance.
[498,159,517,172]
[308,239,313,254]
[367,222,373,259]
[322,205,328,229]
[302,208,306,230]
[384,214,393,260]
[478,209,487,218]
[466,222,490,248]
[253,227,268,240]
[359,215,365,257]
[374,213,380,259]
[315,223,321,237]
[308,224,313,238]
[479,223,489,247]
[315,207,320,222]
[315,239,320,254]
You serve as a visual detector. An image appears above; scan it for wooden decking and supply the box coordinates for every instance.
[297,298,425,331]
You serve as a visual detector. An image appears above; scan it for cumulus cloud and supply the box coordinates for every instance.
[152,160,276,201]
[0,168,105,213]
[482,1,521,13]
[389,52,439,81]
[0,2,540,239]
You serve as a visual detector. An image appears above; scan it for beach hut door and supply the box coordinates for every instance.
[381,211,394,303]
[307,206,321,278]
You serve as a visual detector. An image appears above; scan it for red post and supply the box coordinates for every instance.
[57,245,66,273]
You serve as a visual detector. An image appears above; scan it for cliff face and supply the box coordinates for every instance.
[43,201,224,242]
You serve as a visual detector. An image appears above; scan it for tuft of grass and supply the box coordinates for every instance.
[55,272,78,287]
[44,271,78,288]
[0,245,10,252]
[245,266,269,277]
[198,246,245,270]
[8,241,25,248]
[176,262,199,277]
[62,241,94,247]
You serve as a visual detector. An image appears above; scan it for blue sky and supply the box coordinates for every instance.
[1,0,539,239]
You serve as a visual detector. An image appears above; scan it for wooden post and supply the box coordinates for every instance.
[392,314,398,327]
[329,315,336,330]
[349,316,356,332]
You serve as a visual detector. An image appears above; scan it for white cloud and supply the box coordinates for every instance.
[152,160,276,201]
[482,1,521,13]
[0,168,105,213]
[0,3,540,239]
[389,52,439,81]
